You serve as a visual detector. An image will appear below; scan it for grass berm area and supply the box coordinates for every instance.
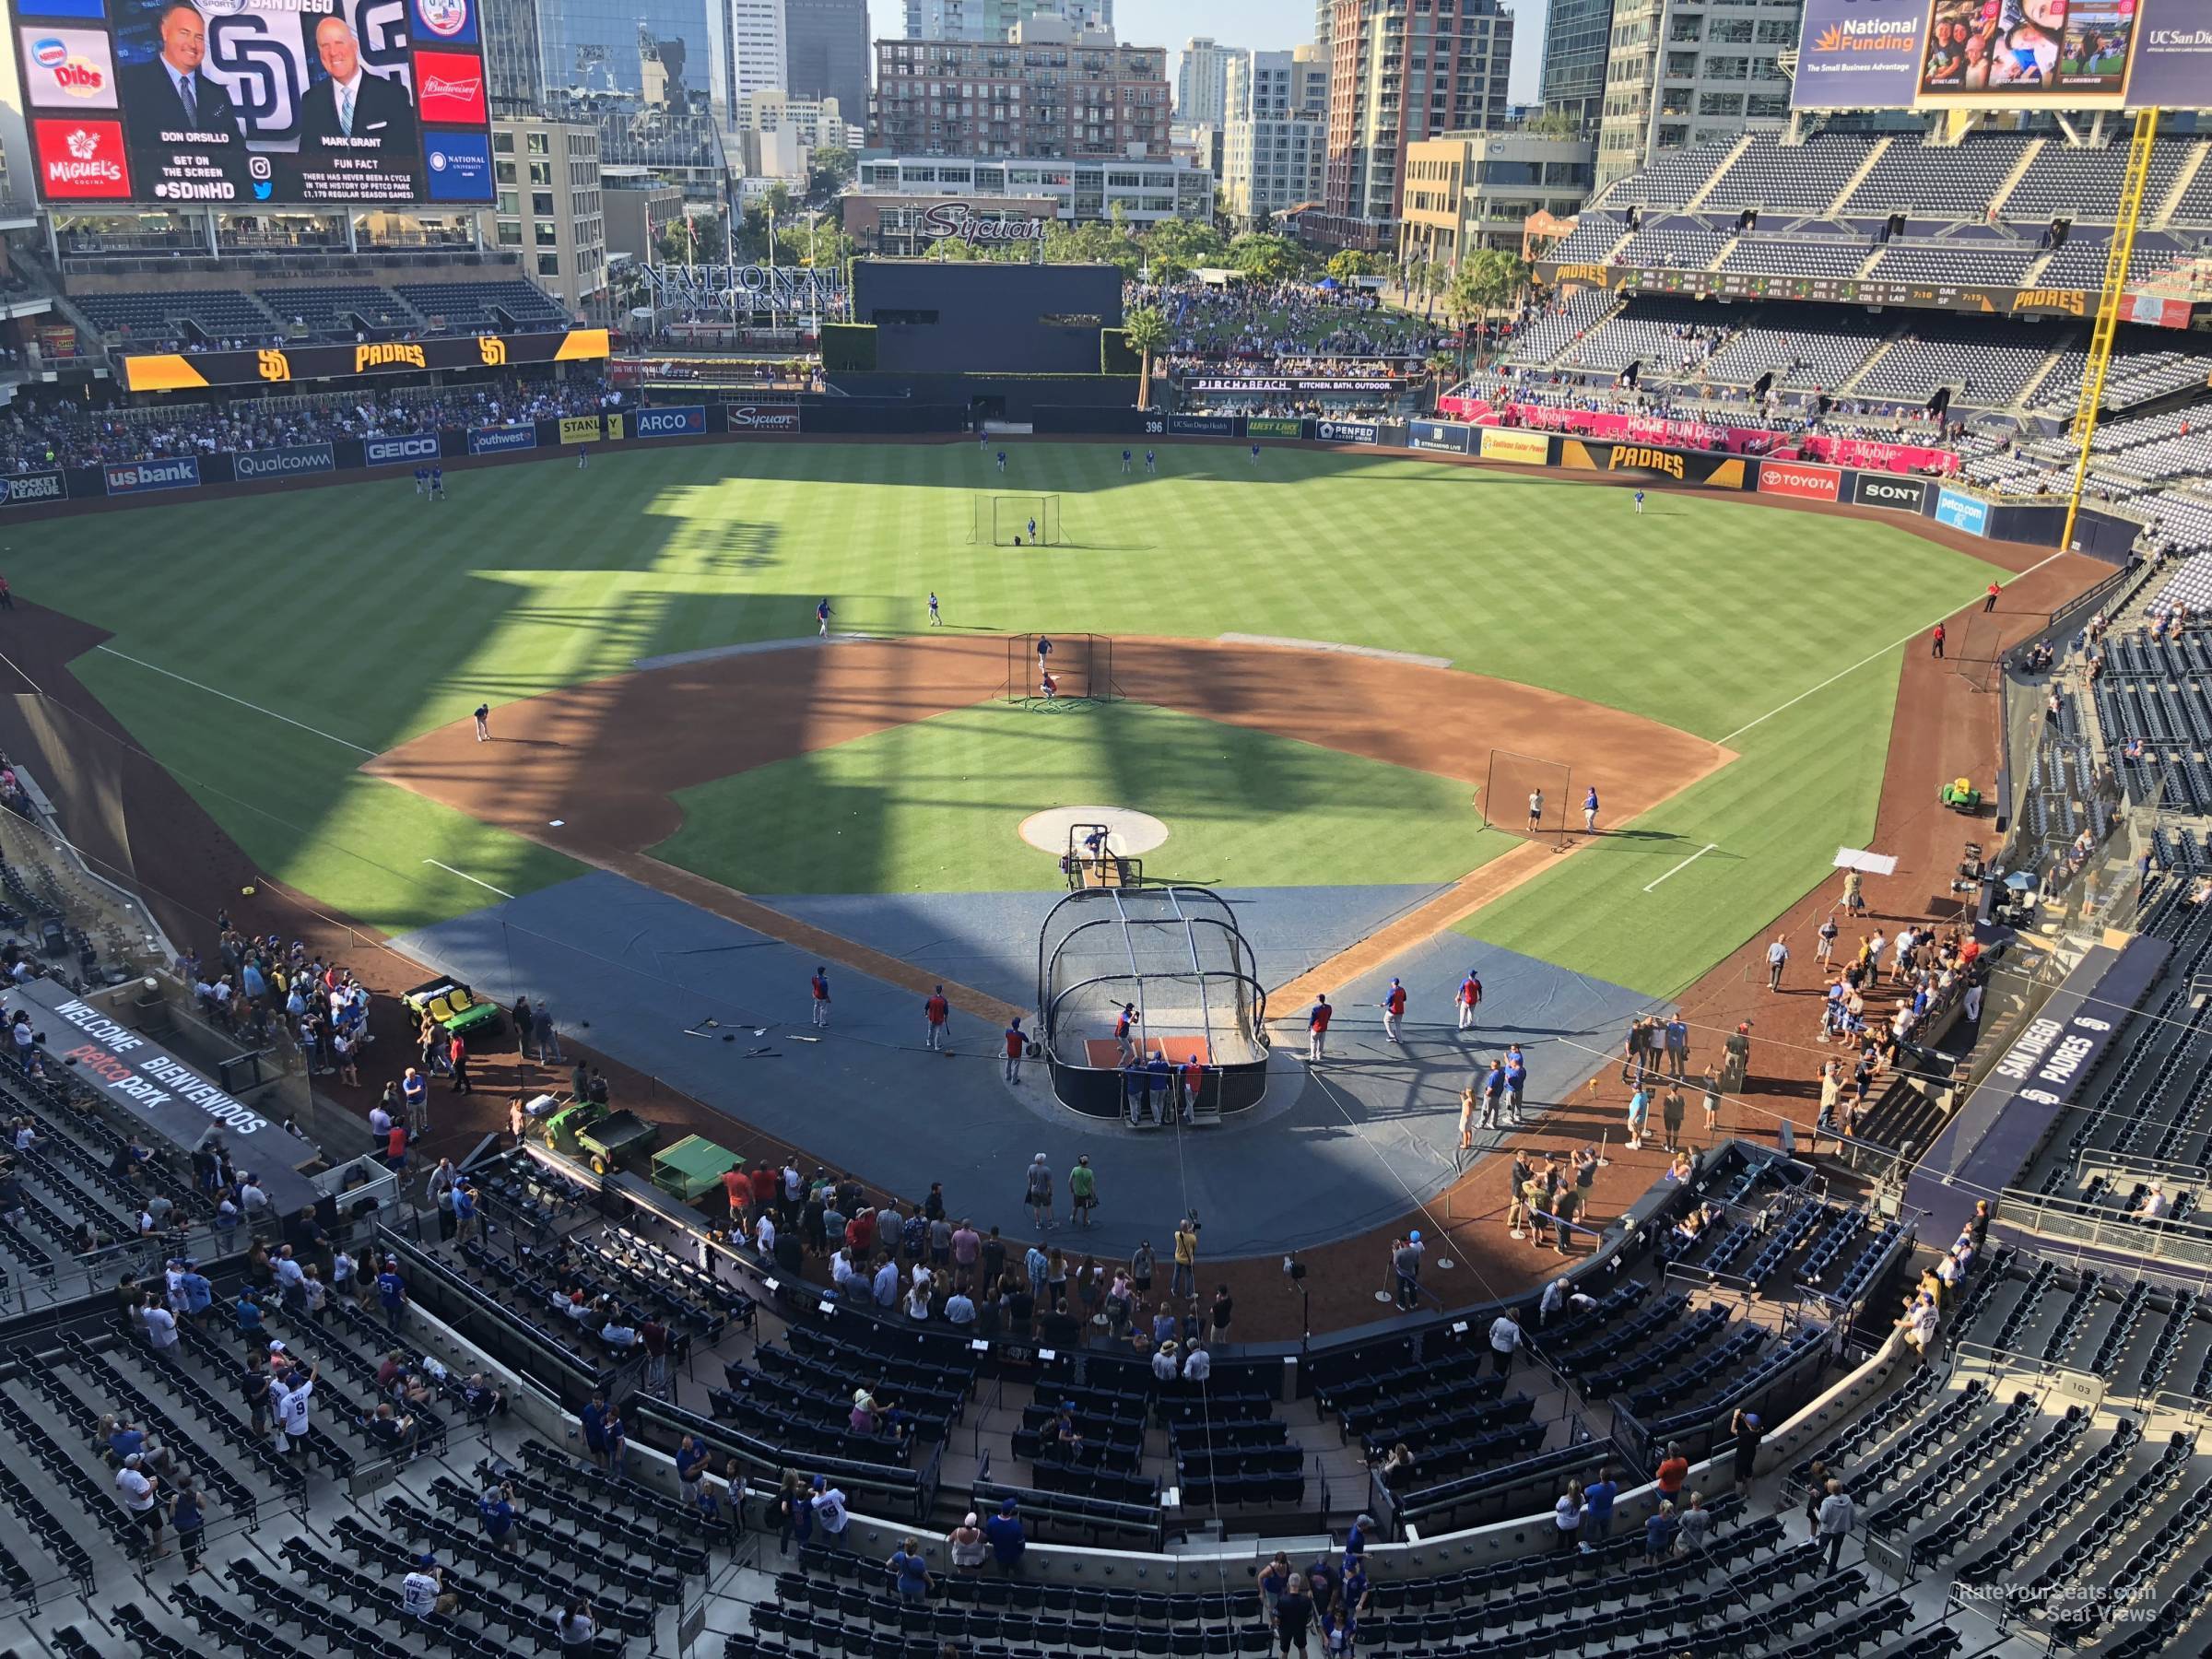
[4,441,2007,994]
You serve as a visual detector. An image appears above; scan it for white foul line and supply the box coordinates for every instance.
[423,859,514,900]
[1645,842,1720,892]
[1715,548,2069,748]
[95,645,378,757]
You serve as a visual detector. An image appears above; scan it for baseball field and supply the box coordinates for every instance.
[5,439,2009,1001]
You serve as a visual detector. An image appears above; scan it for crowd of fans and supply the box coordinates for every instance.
[0,376,620,473]
[1150,278,1444,361]
[723,1158,1224,1374]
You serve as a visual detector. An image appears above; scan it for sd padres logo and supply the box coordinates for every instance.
[418,0,471,38]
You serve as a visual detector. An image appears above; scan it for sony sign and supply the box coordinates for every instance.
[915,202,1052,244]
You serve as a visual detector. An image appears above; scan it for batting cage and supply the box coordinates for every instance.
[1037,884,1269,1121]
[1004,633,1117,704]
[969,494,1063,546]
[1479,747,1575,850]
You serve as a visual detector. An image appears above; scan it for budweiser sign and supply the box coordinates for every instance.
[917,202,1051,244]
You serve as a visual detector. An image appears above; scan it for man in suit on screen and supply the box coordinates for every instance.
[120,2,250,159]
[298,16,418,159]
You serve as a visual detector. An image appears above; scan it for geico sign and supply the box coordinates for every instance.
[917,202,1051,243]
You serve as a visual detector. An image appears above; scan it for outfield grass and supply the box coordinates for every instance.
[654,700,1512,895]
[2,441,2009,986]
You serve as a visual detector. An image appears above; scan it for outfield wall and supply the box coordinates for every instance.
[0,401,2109,559]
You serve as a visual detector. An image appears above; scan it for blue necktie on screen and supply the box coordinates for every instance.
[180,71,199,124]
[339,88,354,135]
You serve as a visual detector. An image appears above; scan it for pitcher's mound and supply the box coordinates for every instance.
[1018,806,1170,856]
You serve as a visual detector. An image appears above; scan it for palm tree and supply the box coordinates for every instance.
[1124,304,1169,410]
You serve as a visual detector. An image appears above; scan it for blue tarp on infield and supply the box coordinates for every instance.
[755,884,1454,1007]
[390,870,1659,1258]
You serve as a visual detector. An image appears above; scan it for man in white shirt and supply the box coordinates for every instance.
[1182,1342,1211,1382]
[752,1212,776,1255]
[1151,1340,1180,1382]
[2141,1184,2170,1219]
[810,1479,850,1547]
[1489,1310,1523,1375]
[115,1453,165,1553]
[945,1289,976,1325]
[276,1366,317,1456]
[142,1301,180,1351]
[401,1556,455,1618]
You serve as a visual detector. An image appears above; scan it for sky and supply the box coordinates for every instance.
[861,0,1550,110]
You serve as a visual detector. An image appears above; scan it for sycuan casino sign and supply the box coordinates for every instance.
[917,202,1052,244]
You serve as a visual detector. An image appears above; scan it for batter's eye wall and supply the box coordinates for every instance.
[851,261,1127,375]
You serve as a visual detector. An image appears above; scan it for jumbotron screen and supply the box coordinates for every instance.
[11,0,493,206]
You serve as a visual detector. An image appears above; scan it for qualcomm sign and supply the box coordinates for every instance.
[234,444,335,480]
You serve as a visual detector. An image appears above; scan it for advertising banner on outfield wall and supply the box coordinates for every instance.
[1559,440,1750,489]
[724,405,802,434]
[633,406,708,439]
[103,457,200,495]
[1407,420,1474,454]
[1936,486,1993,535]
[560,416,607,445]
[363,434,440,468]
[1168,414,1238,437]
[1245,417,1306,439]
[1852,473,1932,513]
[1759,460,1843,502]
[1480,428,1551,465]
[1315,418,1380,444]
[0,472,65,507]
[469,426,537,455]
[232,443,335,481]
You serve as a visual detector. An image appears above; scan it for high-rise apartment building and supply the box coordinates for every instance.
[1221,45,1329,230]
[1226,46,1328,120]
[709,0,789,112]
[784,0,870,124]
[872,17,1169,158]
[1221,117,1323,230]
[483,0,547,113]
[1594,0,1799,188]
[1539,0,1614,131]
[1320,0,1513,248]
[904,0,1112,41]
[1176,38,1242,129]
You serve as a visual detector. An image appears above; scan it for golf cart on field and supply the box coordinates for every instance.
[543,1097,661,1177]
[404,976,502,1039]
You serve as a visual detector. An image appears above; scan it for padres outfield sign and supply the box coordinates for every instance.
[124,327,606,392]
